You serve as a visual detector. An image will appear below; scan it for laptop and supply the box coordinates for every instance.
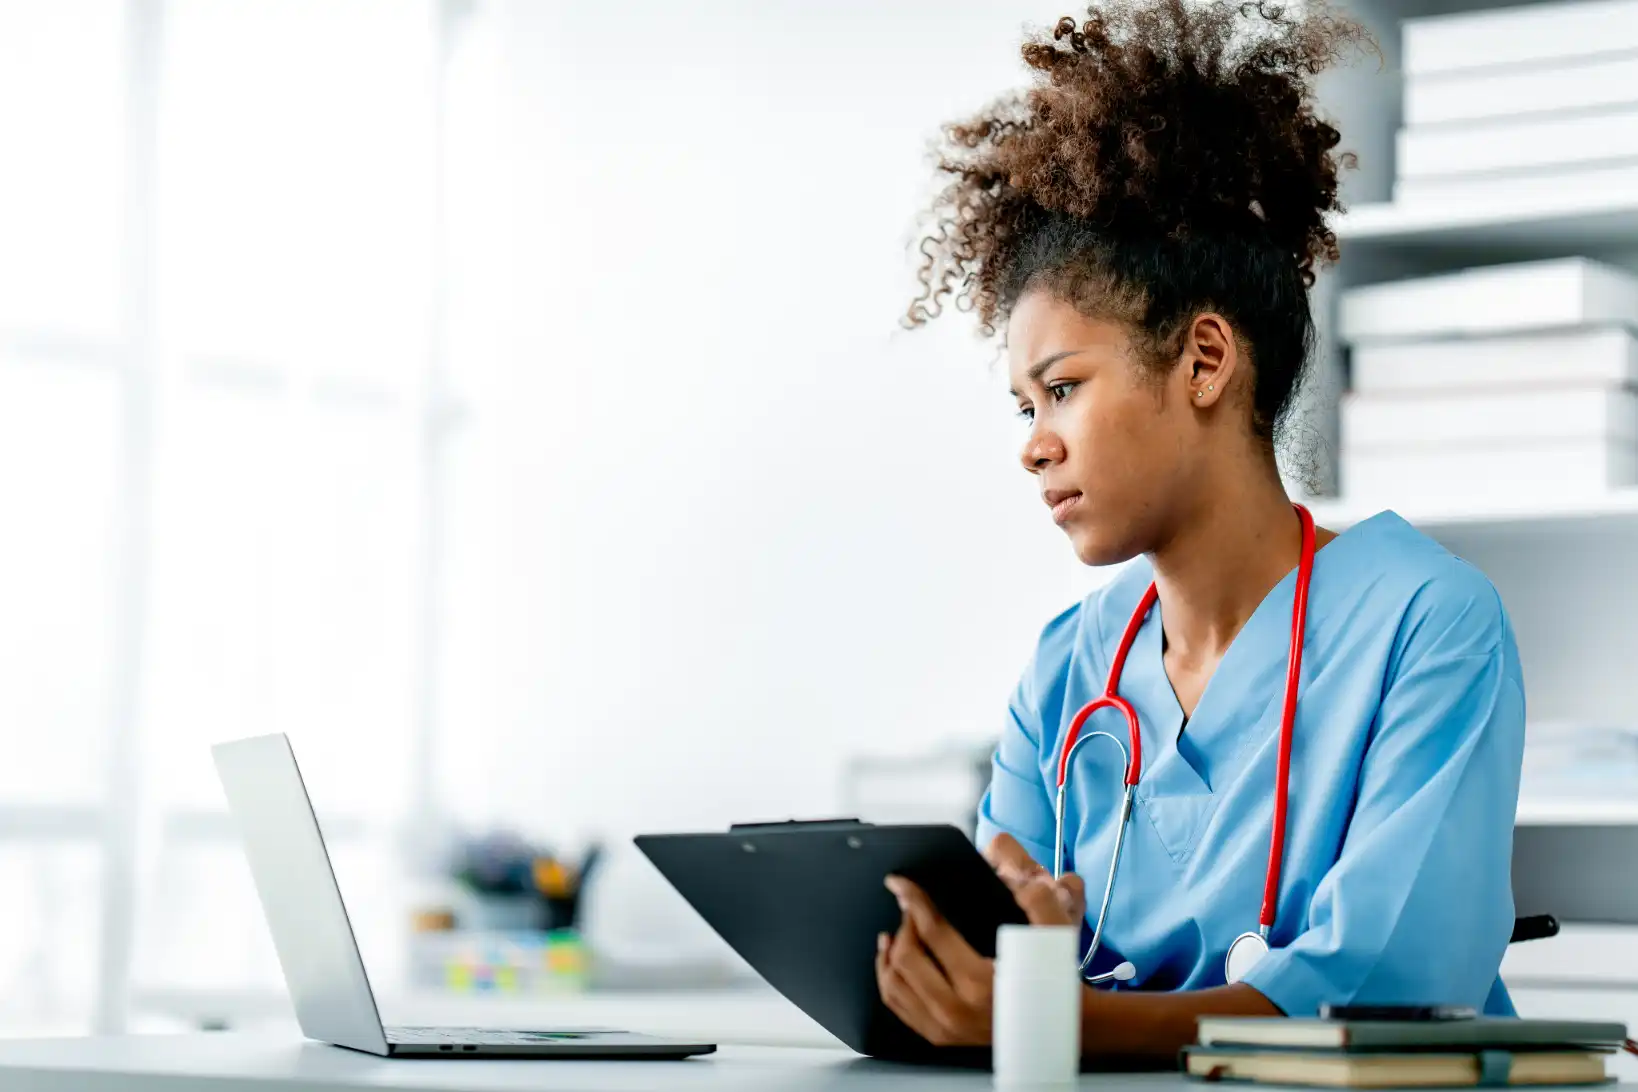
[212,733,717,1059]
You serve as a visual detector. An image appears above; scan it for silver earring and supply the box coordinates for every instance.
[1207,384,1215,391]
[1196,391,1203,398]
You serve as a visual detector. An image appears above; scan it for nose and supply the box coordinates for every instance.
[1019,422,1065,474]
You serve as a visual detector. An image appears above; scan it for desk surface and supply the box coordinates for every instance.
[384,986,836,1050]
[0,1033,1162,1091]
[3,1033,1636,1092]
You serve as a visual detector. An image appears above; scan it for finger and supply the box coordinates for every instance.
[994,860,1044,896]
[885,876,989,981]
[1012,873,1074,925]
[986,835,1052,899]
[983,832,1021,866]
[876,928,947,1043]
[984,833,1044,879]
[889,913,962,1004]
[886,914,970,1042]
[1057,872,1087,917]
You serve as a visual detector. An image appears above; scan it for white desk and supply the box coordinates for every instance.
[383,986,836,1049]
[0,1033,1166,1091]
[4,1034,1637,1092]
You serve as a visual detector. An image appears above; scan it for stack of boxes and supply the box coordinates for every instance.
[1338,257,1638,503]
[1397,0,1638,203]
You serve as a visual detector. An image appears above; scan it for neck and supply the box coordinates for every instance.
[1148,464,1302,663]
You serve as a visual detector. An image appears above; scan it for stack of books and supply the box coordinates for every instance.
[1337,257,1638,504]
[1397,0,1638,204]
[1185,1015,1630,1087]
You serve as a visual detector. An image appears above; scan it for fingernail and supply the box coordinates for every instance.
[884,876,906,905]
[877,932,889,953]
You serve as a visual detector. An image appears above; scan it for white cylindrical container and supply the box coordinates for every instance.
[993,924,1081,1089]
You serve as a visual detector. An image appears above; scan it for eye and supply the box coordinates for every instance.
[1047,381,1077,402]
[1015,404,1035,424]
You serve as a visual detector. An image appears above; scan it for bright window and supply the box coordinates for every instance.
[0,0,493,1036]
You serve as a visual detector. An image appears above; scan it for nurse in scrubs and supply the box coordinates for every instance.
[875,0,1526,1058]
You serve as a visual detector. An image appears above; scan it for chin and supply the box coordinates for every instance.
[1065,522,1142,569]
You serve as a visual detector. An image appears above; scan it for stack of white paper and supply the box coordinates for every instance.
[1338,258,1638,502]
[1397,0,1638,203]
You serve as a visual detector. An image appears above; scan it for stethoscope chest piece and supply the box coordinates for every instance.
[1224,930,1270,985]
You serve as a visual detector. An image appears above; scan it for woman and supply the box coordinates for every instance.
[875,0,1526,1058]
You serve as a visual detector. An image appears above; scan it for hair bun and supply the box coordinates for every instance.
[908,0,1374,332]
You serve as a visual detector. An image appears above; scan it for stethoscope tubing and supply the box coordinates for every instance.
[1050,504,1316,980]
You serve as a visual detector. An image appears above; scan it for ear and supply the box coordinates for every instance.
[1182,313,1240,410]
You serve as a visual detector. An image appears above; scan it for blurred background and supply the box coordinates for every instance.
[1,0,1636,1064]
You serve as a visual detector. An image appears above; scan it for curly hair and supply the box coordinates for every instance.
[906,0,1372,443]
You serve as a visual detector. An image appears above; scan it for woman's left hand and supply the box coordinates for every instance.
[875,876,996,1046]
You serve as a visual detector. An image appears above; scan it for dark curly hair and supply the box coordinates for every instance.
[906,0,1372,444]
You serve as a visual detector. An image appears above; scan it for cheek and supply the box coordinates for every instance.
[1065,381,1172,487]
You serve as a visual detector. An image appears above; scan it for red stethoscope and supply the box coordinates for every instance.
[1052,503,1316,988]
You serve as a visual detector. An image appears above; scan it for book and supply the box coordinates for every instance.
[1406,53,1638,127]
[1195,1016,1630,1052]
[1339,259,1638,344]
[1341,387,1638,450]
[1392,159,1638,204]
[1396,104,1638,181]
[1349,329,1638,394]
[1182,1046,1609,1087]
[1403,0,1638,76]
[1343,441,1638,502]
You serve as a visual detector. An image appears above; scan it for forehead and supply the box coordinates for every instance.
[1006,291,1131,387]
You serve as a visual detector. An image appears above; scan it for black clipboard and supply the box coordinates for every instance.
[634,819,1029,1063]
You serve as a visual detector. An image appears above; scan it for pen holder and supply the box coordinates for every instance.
[993,925,1080,1088]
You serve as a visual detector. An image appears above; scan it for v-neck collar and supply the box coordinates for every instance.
[1121,510,1389,797]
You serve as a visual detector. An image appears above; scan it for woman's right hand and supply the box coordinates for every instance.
[984,833,1087,926]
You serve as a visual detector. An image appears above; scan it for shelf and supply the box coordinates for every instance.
[1307,487,1638,536]
[1516,797,1638,826]
[1342,0,1557,20]
[1335,190,1638,258]
[1501,923,1638,988]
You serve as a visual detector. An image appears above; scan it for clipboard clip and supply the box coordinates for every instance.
[728,818,870,833]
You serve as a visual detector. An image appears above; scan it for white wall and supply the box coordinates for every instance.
[474,0,1090,847]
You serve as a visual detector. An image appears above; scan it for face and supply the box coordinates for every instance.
[1007,288,1232,566]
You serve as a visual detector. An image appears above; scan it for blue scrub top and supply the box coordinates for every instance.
[976,511,1526,1016]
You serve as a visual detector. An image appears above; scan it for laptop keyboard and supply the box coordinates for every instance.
[386,1026,608,1045]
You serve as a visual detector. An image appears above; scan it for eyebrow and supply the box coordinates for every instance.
[1009,350,1084,397]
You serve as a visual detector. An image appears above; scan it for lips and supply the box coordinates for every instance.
[1043,488,1083,525]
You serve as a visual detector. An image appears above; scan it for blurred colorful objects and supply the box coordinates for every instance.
[410,908,456,933]
[404,831,603,993]
[410,929,589,994]
[444,831,602,933]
